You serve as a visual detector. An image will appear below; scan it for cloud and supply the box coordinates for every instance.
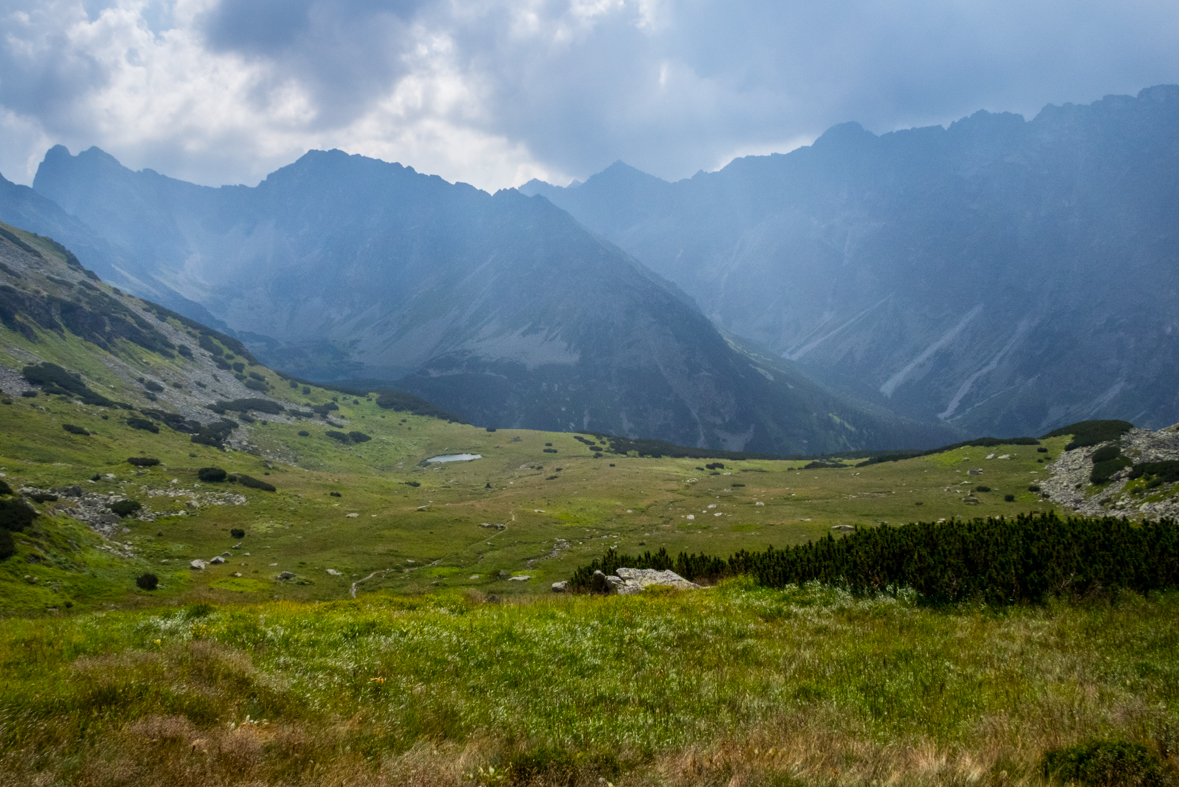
[1,0,1178,190]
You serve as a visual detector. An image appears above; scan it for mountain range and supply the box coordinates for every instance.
[2,149,941,454]
[522,85,1179,437]
[4,86,1177,451]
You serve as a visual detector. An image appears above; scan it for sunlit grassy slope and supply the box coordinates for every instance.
[0,373,1069,614]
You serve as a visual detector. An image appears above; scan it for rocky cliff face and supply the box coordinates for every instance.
[523,86,1179,437]
[26,149,948,453]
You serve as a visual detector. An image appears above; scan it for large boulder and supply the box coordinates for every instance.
[613,567,700,594]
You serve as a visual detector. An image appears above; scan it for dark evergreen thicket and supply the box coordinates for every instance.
[190,419,238,449]
[570,513,1179,605]
[374,389,463,422]
[854,436,1041,467]
[1043,420,1134,451]
[1129,461,1179,485]
[231,474,276,492]
[208,398,283,415]
[22,363,123,408]
[0,498,36,532]
[579,431,782,460]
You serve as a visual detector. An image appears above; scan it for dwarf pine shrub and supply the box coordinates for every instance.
[232,474,276,492]
[110,500,141,518]
[136,573,159,591]
[198,467,228,482]
[0,499,36,532]
[126,417,159,433]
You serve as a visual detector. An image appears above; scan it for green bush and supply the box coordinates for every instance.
[126,457,160,467]
[1092,456,1132,485]
[142,380,164,393]
[198,467,228,482]
[975,485,991,493]
[1004,494,1015,502]
[1129,461,1179,485]
[29,492,57,503]
[570,513,1179,605]
[248,371,265,381]
[298,430,310,437]
[0,527,13,560]
[232,362,245,373]
[0,479,11,496]
[110,500,142,518]
[177,344,193,358]
[62,424,90,435]
[348,431,372,443]
[243,378,269,392]
[1040,740,1167,787]
[191,419,238,449]
[1044,420,1134,451]
[136,573,159,590]
[0,498,36,532]
[326,430,351,443]
[22,362,118,407]
[210,398,283,415]
[232,474,275,492]
[230,528,245,539]
[1091,445,1122,463]
[126,417,159,433]
[1028,484,1041,492]
[374,389,462,422]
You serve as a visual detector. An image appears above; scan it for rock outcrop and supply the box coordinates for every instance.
[1044,425,1179,518]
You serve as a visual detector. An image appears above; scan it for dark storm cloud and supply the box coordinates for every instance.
[1,0,1178,188]
[198,0,430,126]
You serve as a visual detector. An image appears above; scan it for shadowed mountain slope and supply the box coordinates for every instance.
[522,86,1179,437]
[27,150,950,453]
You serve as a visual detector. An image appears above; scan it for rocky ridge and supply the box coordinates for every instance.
[1043,425,1179,518]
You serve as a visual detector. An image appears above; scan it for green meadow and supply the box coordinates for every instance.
[2,223,1176,785]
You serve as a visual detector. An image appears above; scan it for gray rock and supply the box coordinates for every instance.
[551,581,568,593]
[831,524,855,531]
[507,575,531,582]
[209,556,225,565]
[278,571,296,580]
[190,559,207,570]
[614,567,700,593]
[326,568,342,576]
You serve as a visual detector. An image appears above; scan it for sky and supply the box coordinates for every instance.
[2,0,1178,192]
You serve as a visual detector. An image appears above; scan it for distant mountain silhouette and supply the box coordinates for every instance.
[26,147,948,453]
[522,86,1179,435]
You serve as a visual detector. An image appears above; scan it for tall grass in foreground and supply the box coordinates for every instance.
[1,582,1177,786]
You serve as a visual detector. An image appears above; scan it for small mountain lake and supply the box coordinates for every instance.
[425,453,482,463]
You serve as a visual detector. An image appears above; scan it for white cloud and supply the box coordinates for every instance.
[1,0,1178,190]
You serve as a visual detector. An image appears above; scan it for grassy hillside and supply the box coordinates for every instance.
[3,221,1178,785]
